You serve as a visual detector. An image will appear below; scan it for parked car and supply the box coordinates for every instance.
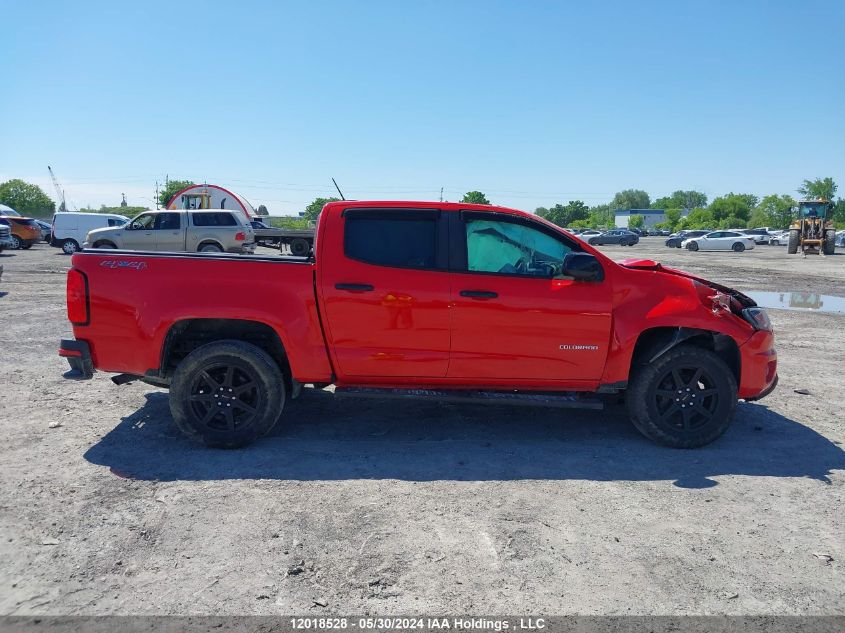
[52,212,130,254]
[60,199,777,450]
[85,210,256,254]
[626,228,648,237]
[34,219,51,243]
[835,230,845,248]
[682,231,757,252]
[0,222,15,252]
[577,229,603,237]
[0,216,41,249]
[665,230,708,248]
[769,230,790,246]
[739,228,773,245]
[587,229,639,246]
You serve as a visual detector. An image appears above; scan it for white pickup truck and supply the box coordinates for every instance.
[85,210,256,254]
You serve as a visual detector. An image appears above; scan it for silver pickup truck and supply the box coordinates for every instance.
[85,210,256,254]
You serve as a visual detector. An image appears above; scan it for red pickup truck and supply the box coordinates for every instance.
[60,200,777,449]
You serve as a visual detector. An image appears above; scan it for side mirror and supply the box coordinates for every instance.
[562,252,604,282]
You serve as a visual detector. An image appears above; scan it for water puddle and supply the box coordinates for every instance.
[746,291,845,314]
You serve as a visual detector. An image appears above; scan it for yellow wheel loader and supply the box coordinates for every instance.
[787,199,836,256]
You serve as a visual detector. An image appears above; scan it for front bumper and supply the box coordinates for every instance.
[738,329,777,400]
[59,339,95,380]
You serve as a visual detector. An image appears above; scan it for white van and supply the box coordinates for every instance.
[51,212,130,254]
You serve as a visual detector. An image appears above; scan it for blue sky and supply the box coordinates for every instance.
[2,0,843,213]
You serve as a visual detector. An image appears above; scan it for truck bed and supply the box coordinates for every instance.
[68,249,332,382]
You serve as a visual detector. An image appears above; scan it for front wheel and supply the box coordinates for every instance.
[687,241,699,251]
[169,340,286,448]
[787,229,799,254]
[9,235,21,250]
[732,242,745,252]
[823,231,835,255]
[626,345,737,448]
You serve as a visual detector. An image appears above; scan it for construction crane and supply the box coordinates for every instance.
[47,165,68,213]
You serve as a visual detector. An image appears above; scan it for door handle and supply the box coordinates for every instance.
[335,283,374,292]
[460,290,498,299]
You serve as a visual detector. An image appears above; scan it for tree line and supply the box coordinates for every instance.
[2,177,842,232]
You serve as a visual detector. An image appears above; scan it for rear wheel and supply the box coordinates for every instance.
[787,229,799,254]
[61,239,79,255]
[732,242,745,252]
[198,242,223,253]
[169,340,285,448]
[289,238,310,256]
[626,345,737,448]
[823,230,835,255]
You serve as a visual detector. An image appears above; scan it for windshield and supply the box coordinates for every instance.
[799,203,826,218]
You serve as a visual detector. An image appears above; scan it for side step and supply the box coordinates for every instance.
[334,387,604,410]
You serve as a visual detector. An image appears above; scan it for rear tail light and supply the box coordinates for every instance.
[235,231,245,241]
[742,307,773,331]
[66,268,90,325]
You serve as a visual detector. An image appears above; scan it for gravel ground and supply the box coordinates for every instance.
[0,239,842,616]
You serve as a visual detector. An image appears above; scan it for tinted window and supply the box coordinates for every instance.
[107,218,123,227]
[192,212,237,227]
[465,217,573,277]
[723,232,740,237]
[155,213,181,230]
[345,217,436,269]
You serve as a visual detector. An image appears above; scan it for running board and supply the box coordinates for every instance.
[334,387,604,410]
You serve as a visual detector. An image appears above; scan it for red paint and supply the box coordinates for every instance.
[64,200,777,401]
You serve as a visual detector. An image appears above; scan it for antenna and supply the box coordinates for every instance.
[331,177,346,201]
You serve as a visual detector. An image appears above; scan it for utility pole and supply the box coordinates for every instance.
[439,187,443,202]
[155,181,160,210]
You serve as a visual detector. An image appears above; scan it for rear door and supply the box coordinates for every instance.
[319,207,451,378]
[447,211,612,383]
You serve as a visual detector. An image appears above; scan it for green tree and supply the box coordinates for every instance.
[652,190,707,210]
[534,207,549,219]
[0,179,55,216]
[797,177,837,200]
[158,179,195,208]
[588,203,615,228]
[628,214,645,228]
[461,191,491,205]
[752,194,796,229]
[544,200,589,227]
[679,208,715,230]
[303,197,340,223]
[832,198,845,224]
[663,208,682,231]
[709,193,755,224]
[611,189,650,210]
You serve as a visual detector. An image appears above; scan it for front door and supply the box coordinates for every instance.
[122,213,155,249]
[319,207,451,378]
[447,211,612,383]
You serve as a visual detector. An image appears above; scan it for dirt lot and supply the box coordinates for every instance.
[0,239,843,616]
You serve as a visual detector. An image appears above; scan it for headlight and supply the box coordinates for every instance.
[742,307,772,331]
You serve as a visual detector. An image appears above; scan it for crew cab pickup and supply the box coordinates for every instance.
[60,201,778,448]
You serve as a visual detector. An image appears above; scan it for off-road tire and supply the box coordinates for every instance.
[625,344,737,448]
[823,231,836,255]
[169,340,286,448]
[732,242,745,252]
[787,229,799,254]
